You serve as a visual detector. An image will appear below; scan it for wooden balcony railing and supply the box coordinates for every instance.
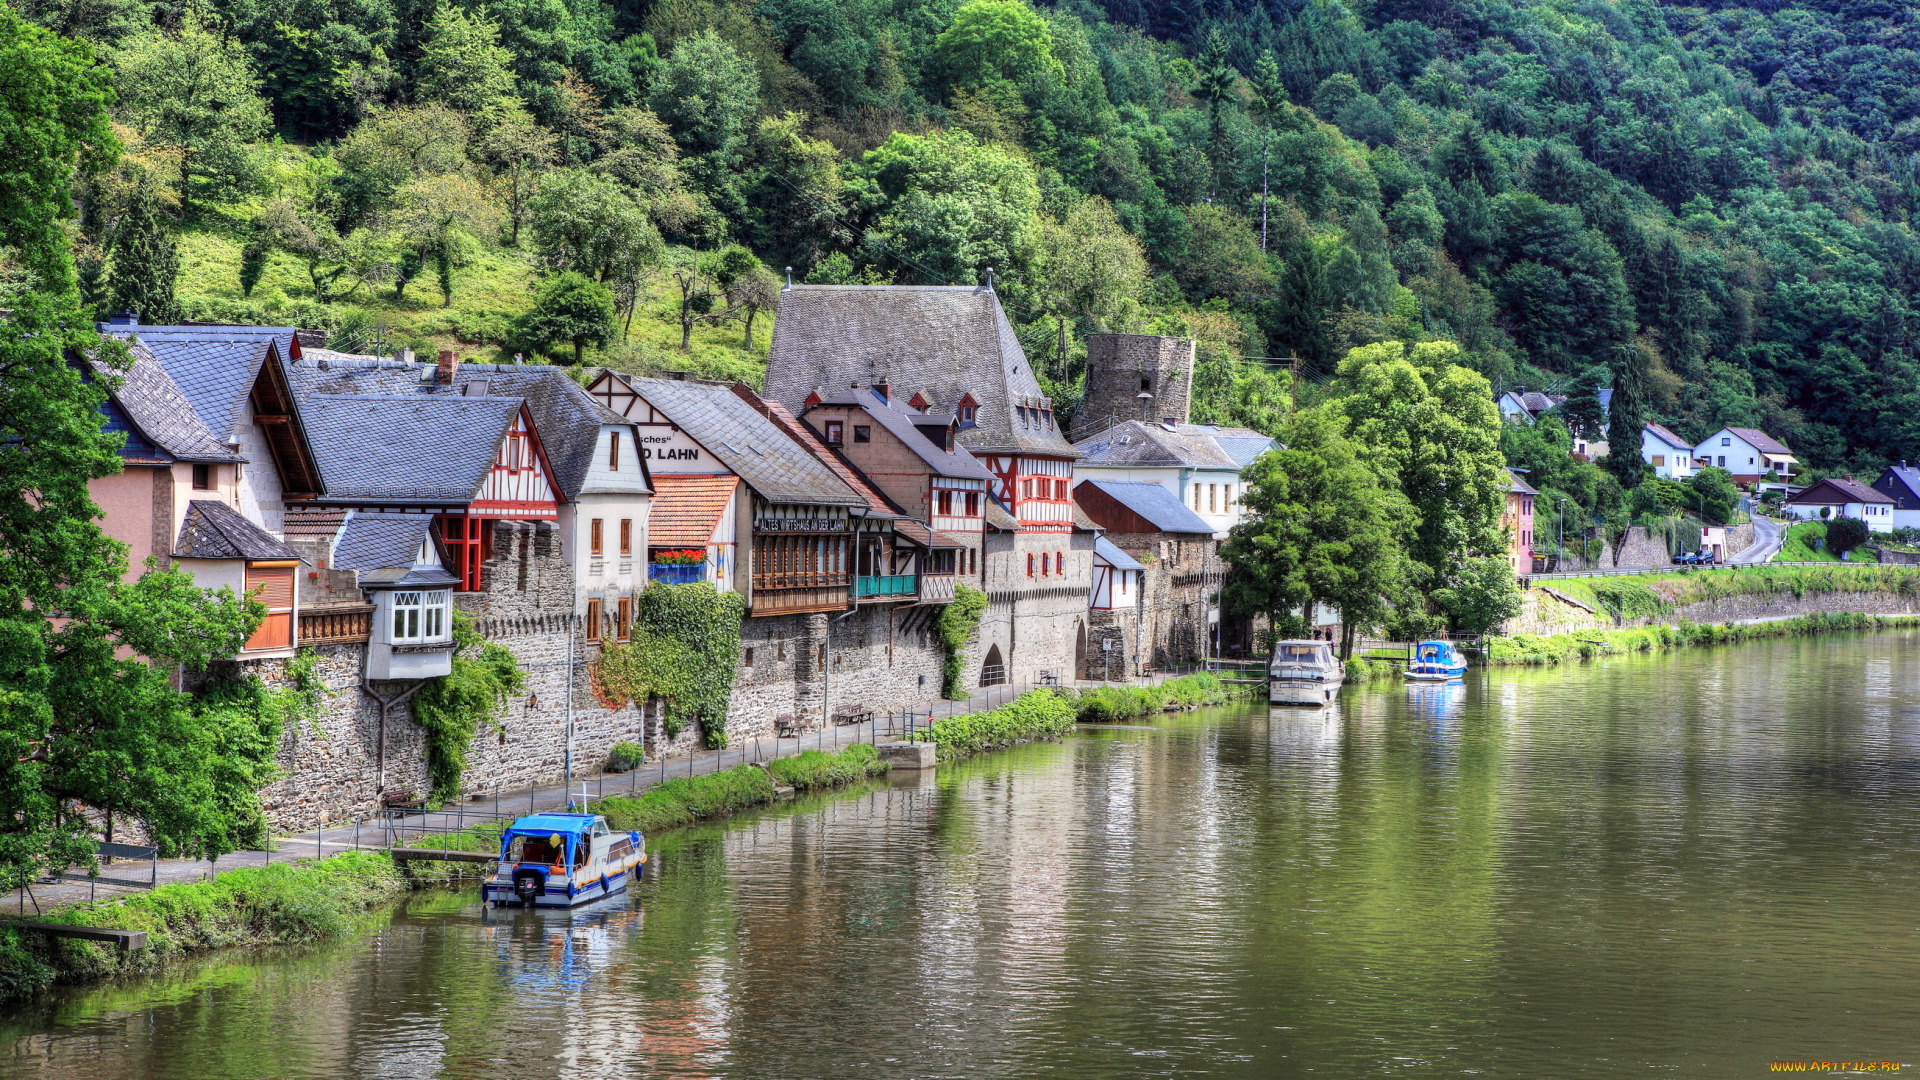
[917,574,957,602]
[298,602,374,645]
[855,574,917,599]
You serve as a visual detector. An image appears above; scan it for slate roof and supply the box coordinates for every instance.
[621,376,863,507]
[1786,477,1892,505]
[746,389,904,517]
[94,342,238,463]
[765,285,1078,458]
[891,520,967,548]
[812,389,997,483]
[1078,479,1214,534]
[110,326,298,443]
[984,499,1020,531]
[1094,535,1145,571]
[647,474,739,546]
[1644,422,1690,449]
[1075,420,1273,470]
[1504,468,1538,496]
[1724,427,1793,456]
[332,513,461,587]
[283,507,349,538]
[173,500,300,560]
[304,394,523,505]
[1878,466,1920,503]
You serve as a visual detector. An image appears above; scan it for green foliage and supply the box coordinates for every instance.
[1072,673,1235,722]
[594,764,776,834]
[592,583,745,748]
[937,583,988,699]
[110,14,270,214]
[1431,554,1522,635]
[1780,521,1835,562]
[104,182,179,323]
[765,742,888,790]
[850,128,1042,293]
[1687,467,1740,526]
[934,0,1061,95]
[1826,515,1870,558]
[416,5,519,120]
[511,270,615,365]
[0,850,406,1003]
[1489,613,1914,668]
[409,613,526,803]
[604,741,645,773]
[918,689,1075,760]
[0,5,117,290]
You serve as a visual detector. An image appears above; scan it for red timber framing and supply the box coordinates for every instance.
[437,404,562,591]
[977,454,1075,532]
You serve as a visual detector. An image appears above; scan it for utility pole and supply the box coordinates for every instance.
[1556,495,1568,572]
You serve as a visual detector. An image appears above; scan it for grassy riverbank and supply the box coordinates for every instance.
[0,850,406,1002]
[1488,611,1918,666]
[1072,673,1242,722]
[920,690,1078,759]
[594,743,889,835]
[1548,564,1919,623]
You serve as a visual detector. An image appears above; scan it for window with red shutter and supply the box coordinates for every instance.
[245,563,296,650]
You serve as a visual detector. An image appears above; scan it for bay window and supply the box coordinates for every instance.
[392,590,450,643]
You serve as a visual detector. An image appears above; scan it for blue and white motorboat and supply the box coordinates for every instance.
[483,813,647,908]
[1405,640,1468,681]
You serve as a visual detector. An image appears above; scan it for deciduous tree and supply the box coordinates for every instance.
[111,15,270,215]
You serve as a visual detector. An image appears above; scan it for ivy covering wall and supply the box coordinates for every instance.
[938,584,988,700]
[592,583,746,749]
[410,613,525,803]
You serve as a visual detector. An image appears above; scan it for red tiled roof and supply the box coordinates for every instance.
[284,507,349,537]
[648,474,739,546]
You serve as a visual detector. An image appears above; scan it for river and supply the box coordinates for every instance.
[6,633,1920,1078]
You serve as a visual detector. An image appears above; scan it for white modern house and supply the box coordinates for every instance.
[1693,427,1797,487]
[1781,476,1894,533]
[1072,420,1277,539]
[1641,423,1696,480]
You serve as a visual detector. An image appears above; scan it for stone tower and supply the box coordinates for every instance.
[1072,334,1196,442]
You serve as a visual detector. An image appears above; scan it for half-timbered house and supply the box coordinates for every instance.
[763,282,1091,691]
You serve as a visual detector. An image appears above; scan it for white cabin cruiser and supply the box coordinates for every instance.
[1269,640,1345,705]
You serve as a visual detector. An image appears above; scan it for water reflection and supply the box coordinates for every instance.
[7,633,1920,1078]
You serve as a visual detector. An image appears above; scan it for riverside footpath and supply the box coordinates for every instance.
[15,674,1169,912]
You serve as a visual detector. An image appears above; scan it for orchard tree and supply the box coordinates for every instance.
[111,15,270,214]
[514,271,615,364]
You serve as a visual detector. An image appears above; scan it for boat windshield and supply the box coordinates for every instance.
[507,836,566,865]
[1275,645,1324,662]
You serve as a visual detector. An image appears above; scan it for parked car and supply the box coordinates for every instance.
[1671,550,1710,565]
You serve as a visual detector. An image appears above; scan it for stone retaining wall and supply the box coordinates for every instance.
[1505,578,1920,638]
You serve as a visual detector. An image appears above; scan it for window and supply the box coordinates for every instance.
[609,432,621,471]
[192,463,214,490]
[1056,550,1064,575]
[391,590,450,643]
[439,516,488,591]
[960,404,976,425]
[616,597,631,641]
[1140,377,1151,390]
[586,599,602,642]
[966,492,979,515]
[745,647,754,667]
[1718,456,1726,467]
[591,518,604,556]
[938,490,953,515]
[1055,479,1068,499]
[1226,484,1235,508]
[1043,409,1053,430]
[244,563,294,649]
[1192,485,1202,511]
[1652,455,1666,467]
[620,519,632,556]
[1027,553,1035,578]
[825,421,844,445]
[854,425,871,443]
[1041,552,1050,576]
[1209,484,1218,513]
[1721,437,1731,446]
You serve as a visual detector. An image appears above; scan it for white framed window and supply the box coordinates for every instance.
[392,590,451,643]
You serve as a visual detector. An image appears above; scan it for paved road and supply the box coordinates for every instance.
[1731,514,1783,564]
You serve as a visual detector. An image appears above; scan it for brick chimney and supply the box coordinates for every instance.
[437,350,458,386]
[875,380,890,401]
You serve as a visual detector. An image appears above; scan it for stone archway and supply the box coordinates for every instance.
[981,644,1006,686]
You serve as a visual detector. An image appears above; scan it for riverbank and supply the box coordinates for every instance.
[1072,672,1243,721]
[1515,564,1920,637]
[1488,611,1919,666]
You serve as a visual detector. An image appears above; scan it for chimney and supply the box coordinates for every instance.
[875,381,890,401]
[438,350,458,386]
[107,311,138,327]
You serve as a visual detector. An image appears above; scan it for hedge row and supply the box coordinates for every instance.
[1072,672,1237,721]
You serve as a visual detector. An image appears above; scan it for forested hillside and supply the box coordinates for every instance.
[14,0,1920,482]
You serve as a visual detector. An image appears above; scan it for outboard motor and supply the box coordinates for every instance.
[512,868,545,906]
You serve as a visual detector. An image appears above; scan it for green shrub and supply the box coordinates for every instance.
[0,850,407,1003]
[605,741,645,773]
[1072,672,1234,721]
[765,743,888,790]
[594,765,777,835]
[920,690,1076,758]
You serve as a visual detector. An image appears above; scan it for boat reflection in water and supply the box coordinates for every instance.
[485,893,644,997]
[1406,679,1467,733]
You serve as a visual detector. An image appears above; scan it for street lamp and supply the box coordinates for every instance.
[1556,495,1569,571]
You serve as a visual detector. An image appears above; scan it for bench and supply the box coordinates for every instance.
[832,706,874,727]
[774,714,798,738]
[381,790,425,810]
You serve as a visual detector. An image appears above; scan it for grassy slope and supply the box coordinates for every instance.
[1779,521,1840,562]
[175,228,773,385]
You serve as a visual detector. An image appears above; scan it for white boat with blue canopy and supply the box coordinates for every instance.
[484,813,647,908]
[1405,640,1468,681]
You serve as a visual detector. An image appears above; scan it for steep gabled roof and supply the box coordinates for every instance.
[112,326,298,443]
[173,500,300,560]
[1075,479,1214,534]
[1094,535,1145,571]
[93,343,238,464]
[304,394,523,505]
[620,376,862,508]
[739,386,904,517]
[1643,422,1690,449]
[1724,426,1793,456]
[1785,477,1892,505]
[1075,420,1272,470]
[332,513,461,587]
[647,474,739,546]
[1878,466,1920,503]
[765,284,1078,457]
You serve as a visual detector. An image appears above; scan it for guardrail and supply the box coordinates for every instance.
[1529,560,1838,582]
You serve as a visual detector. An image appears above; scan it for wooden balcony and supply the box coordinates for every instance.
[917,574,957,603]
[749,583,849,616]
[855,574,917,600]
[298,603,374,645]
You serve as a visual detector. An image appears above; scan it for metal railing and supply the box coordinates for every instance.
[855,574,917,598]
[648,563,706,585]
[54,842,158,899]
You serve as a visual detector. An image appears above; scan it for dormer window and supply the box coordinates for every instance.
[958,395,978,427]
[825,421,844,445]
[609,432,621,471]
[908,393,929,410]
[392,590,450,643]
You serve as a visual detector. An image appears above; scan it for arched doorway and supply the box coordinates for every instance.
[980,644,1006,686]
[1074,622,1087,680]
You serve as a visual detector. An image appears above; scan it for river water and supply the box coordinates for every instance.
[7,633,1920,1078]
